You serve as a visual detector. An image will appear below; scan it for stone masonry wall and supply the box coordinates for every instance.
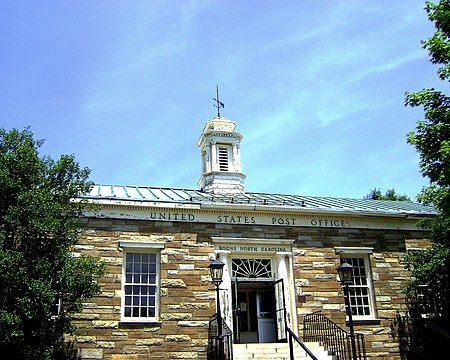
[73,218,217,360]
[72,217,430,360]
[292,228,431,360]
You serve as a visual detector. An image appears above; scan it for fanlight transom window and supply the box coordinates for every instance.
[232,258,273,278]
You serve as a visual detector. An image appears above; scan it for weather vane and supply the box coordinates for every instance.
[213,85,224,117]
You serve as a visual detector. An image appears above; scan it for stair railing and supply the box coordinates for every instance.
[207,313,233,360]
[287,327,319,360]
[303,311,366,360]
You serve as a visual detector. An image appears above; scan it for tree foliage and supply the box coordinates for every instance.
[0,128,105,359]
[364,188,411,201]
[404,0,450,320]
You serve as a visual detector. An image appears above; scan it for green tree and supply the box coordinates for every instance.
[389,6,450,360]
[0,128,105,359]
[404,0,450,318]
[364,188,411,201]
[395,2,450,358]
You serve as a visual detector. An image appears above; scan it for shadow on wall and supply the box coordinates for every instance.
[393,290,450,360]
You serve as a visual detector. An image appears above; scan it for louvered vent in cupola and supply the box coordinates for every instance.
[218,147,229,171]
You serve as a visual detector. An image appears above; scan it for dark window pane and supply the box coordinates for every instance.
[141,308,147,317]
[141,286,148,295]
[134,274,140,283]
[133,308,139,317]
[126,262,133,272]
[125,285,132,295]
[125,296,131,306]
[125,307,131,317]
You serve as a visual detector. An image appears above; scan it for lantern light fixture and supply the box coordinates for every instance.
[337,262,353,286]
[209,259,225,286]
[336,261,357,360]
[209,258,225,359]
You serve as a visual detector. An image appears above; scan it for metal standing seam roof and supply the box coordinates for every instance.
[83,184,436,215]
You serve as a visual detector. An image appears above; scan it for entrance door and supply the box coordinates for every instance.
[232,281,283,344]
[273,278,287,342]
[233,285,258,343]
[256,289,277,343]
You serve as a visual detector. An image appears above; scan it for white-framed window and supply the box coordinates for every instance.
[119,241,164,322]
[335,247,377,320]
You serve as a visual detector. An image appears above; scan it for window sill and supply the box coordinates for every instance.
[346,318,380,326]
[119,321,162,328]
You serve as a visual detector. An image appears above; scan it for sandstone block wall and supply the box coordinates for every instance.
[292,228,430,360]
[72,217,430,360]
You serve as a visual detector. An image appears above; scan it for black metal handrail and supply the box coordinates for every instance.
[287,327,318,360]
[207,313,233,360]
[303,311,366,360]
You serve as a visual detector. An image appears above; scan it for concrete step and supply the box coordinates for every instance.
[233,342,334,360]
[233,343,291,360]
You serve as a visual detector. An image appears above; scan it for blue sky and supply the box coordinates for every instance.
[0,1,445,199]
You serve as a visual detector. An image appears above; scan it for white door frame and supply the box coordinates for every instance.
[213,237,297,341]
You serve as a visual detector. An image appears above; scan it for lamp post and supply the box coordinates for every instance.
[337,262,358,360]
[209,259,225,360]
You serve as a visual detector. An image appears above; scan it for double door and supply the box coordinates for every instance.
[232,279,286,344]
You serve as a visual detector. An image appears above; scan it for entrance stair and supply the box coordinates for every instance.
[233,342,334,360]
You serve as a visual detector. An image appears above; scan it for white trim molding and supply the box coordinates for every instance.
[118,240,165,249]
[335,247,374,255]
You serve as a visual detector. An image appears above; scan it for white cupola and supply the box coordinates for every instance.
[197,116,246,194]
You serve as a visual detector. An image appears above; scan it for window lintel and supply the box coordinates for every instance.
[335,247,373,255]
[118,240,165,249]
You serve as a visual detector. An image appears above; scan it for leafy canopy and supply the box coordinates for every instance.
[404,0,450,320]
[364,188,411,201]
[0,128,105,359]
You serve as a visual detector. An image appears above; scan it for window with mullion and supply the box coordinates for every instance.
[341,256,374,317]
[123,251,158,321]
